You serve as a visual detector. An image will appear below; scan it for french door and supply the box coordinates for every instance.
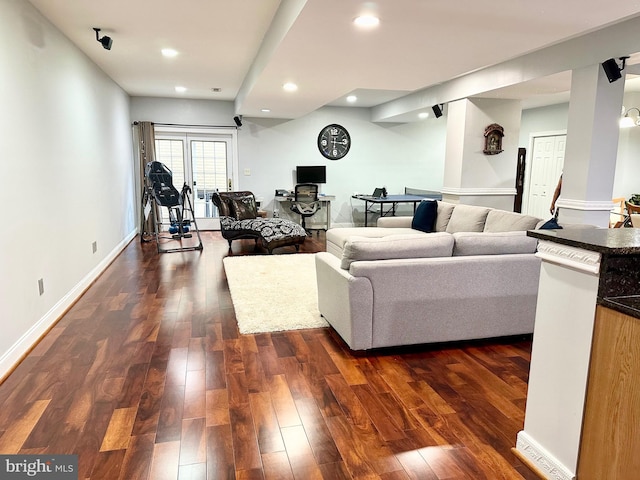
[154,128,237,229]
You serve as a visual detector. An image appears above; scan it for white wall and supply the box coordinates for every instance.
[615,125,640,200]
[520,98,640,202]
[243,107,447,226]
[444,98,522,210]
[519,103,569,146]
[131,96,236,126]
[613,92,640,200]
[131,99,448,226]
[0,0,136,377]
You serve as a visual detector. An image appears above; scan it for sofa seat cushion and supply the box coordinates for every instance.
[327,227,420,257]
[452,231,538,256]
[445,204,491,233]
[484,209,541,232]
[341,232,454,269]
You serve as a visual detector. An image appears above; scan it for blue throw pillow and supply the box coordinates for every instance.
[412,200,438,233]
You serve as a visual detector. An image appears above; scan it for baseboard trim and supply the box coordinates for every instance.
[511,447,547,479]
[0,230,138,382]
[515,431,575,480]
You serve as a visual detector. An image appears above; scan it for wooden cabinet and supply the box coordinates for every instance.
[577,305,640,479]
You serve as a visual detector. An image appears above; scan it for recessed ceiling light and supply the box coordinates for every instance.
[161,48,178,58]
[353,15,380,27]
[283,82,298,92]
[175,86,187,93]
[261,108,271,113]
[346,95,357,103]
[418,112,429,119]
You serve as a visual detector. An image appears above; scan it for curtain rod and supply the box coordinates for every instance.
[132,121,237,129]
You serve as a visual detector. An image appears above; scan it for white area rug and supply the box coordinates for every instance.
[223,253,329,334]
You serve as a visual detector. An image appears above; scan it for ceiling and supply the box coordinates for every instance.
[28,0,640,121]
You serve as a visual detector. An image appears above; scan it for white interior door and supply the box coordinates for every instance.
[154,128,236,230]
[524,134,566,219]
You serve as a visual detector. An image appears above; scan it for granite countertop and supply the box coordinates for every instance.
[601,296,640,318]
[528,228,640,255]
[528,228,640,319]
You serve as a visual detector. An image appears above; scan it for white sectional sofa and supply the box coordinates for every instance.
[315,201,544,351]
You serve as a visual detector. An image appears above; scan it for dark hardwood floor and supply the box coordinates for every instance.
[0,231,538,479]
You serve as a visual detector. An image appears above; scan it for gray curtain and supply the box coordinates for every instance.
[136,121,157,237]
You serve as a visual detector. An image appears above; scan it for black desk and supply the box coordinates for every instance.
[352,192,442,226]
[274,195,335,230]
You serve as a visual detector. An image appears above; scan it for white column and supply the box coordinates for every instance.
[442,98,522,210]
[558,63,625,227]
[516,241,601,479]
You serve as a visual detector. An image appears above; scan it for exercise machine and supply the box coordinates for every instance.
[141,161,203,253]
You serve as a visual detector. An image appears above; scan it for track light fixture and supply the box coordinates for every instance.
[93,28,113,50]
[601,56,629,83]
[620,107,640,128]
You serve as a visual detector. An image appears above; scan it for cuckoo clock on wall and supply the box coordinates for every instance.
[483,123,504,155]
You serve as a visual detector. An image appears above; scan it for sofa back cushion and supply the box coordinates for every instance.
[341,232,454,269]
[452,231,538,256]
[445,204,491,233]
[434,202,456,232]
[484,210,541,232]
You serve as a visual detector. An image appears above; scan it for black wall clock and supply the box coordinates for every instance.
[317,124,351,160]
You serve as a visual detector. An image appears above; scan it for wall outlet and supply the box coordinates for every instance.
[92,241,97,253]
[243,168,251,176]
[38,278,44,296]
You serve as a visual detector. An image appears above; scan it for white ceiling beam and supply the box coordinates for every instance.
[372,13,640,123]
[234,0,308,115]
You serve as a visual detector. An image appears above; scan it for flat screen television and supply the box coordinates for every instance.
[296,165,326,184]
